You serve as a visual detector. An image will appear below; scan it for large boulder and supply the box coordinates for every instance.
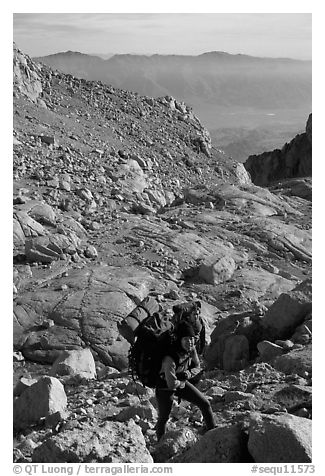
[13,212,47,247]
[248,412,312,462]
[199,255,236,285]
[257,341,285,362]
[13,377,38,397]
[117,159,148,194]
[25,233,82,263]
[223,334,250,371]
[15,200,57,225]
[261,279,312,339]
[273,385,312,411]
[32,420,153,463]
[273,344,312,377]
[233,163,252,185]
[115,401,157,422]
[50,348,96,379]
[170,424,246,462]
[183,186,226,207]
[291,315,312,344]
[204,311,261,370]
[154,428,198,463]
[13,43,43,103]
[14,376,67,430]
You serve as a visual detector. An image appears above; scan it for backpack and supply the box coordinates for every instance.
[128,300,206,388]
[128,312,176,388]
[118,296,161,344]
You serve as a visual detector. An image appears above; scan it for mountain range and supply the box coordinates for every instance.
[34,51,311,120]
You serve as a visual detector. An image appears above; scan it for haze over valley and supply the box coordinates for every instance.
[33,49,311,159]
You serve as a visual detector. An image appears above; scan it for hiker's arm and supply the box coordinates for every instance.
[162,356,185,390]
[187,348,201,379]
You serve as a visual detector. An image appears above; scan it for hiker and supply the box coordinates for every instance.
[155,321,215,441]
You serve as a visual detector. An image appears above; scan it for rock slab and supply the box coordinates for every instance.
[32,419,153,463]
[248,412,312,462]
[170,424,246,462]
[154,427,198,463]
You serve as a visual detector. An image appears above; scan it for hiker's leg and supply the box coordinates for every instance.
[177,381,215,430]
[155,388,174,441]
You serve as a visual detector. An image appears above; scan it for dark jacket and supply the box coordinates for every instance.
[158,346,201,390]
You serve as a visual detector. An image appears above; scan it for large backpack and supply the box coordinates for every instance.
[118,296,161,344]
[128,300,206,388]
[128,312,175,388]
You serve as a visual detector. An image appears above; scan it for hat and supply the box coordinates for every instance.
[177,322,196,339]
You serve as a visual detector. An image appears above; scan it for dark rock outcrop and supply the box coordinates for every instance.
[244,114,312,186]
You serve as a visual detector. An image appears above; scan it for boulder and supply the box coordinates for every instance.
[274,385,312,411]
[248,412,312,462]
[39,135,58,147]
[257,341,285,361]
[25,237,61,263]
[76,188,93,202]
[14,377,38,397]
[13,351,25,362]
[13,43,42,102]
[227,267,296,304]
[57,217,88,239]
[204,311,260,370]
[16,200,57,225]
[205,386,226,400]
[183,186,225,207]
[154,428,198,463]
[115,401,157,422]
[223,334,250,371]
[84,245,98,258]
[262,279,312,339]
[14,376,67,430]
[32,419,153,463]
[291,317,312,344]
[14,212,46,246]
[145,189,167,208]
[199,255,236,285]
[273,344,312,377]
[224,391,255,404]
[25,233,81,263]
[50,348,96,379]
[170,424,246,462]
[232,163,252,185]
[118,159,148,193]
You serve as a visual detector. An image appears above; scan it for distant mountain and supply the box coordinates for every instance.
[34,51,106,81]
[89,52,115,60]
[34,50,311,107]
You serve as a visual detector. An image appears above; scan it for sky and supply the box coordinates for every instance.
[13,12,312,60]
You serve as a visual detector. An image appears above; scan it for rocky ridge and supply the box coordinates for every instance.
[13,44,312,463]
[244,114,312,191]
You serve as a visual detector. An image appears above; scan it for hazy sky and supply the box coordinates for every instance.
[13,13,312,59]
